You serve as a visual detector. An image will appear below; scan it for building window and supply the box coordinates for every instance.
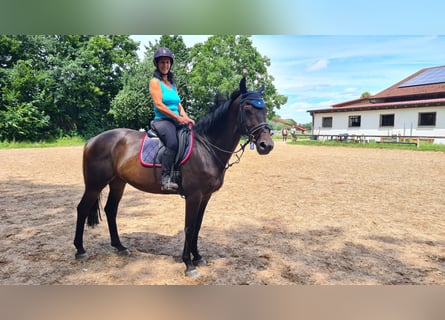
[348,115,361,127]
[418,112,436,126]
[322,117,333,128]
[380,114,394,127]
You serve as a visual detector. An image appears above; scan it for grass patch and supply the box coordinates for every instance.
[0,136,85,149]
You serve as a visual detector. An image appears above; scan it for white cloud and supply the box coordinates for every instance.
[344,87,357,93]
[306,59,329,72]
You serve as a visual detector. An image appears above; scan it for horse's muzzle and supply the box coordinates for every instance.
[256,136,274,154]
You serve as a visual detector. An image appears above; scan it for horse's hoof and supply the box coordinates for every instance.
[117,248,131,256]
[75,252,88,260]
[185,269,200,278]
[193,258,207,267]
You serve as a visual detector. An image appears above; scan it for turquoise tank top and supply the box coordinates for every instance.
[153,79,181,120]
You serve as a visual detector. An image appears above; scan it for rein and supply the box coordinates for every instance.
[195,134,248,169]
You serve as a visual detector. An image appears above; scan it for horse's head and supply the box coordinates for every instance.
[239,77,274,154]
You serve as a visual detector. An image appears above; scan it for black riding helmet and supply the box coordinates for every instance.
[153,47,174,67]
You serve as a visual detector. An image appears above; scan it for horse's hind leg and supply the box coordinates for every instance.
[74,189,101,259]
[104,178,130,256]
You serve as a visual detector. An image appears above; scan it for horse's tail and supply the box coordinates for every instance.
[87,193,102,227]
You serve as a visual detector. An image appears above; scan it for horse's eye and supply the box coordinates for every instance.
[244,107,253,115]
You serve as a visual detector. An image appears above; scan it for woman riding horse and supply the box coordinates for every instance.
[149,47,195,191]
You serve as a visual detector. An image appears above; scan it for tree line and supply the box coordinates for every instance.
[0,35,287,142]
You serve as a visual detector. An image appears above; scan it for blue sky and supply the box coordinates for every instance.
[131,35,445,124]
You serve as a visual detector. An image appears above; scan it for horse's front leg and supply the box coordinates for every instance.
[183,194,209,277]
[191,196,211,267]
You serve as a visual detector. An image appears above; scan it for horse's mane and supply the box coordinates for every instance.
[193,89,241,136]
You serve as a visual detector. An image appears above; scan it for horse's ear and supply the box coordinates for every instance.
[240,77,247,94]
[258,85,265,95]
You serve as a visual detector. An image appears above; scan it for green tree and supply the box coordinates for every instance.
[56,35,138,137]
[0,41,52,140]
[188,35,287,119]
[109,61,152,129]
[361,91,371,98]
[0,35,139,141]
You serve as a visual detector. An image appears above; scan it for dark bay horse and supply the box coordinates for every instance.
[74,77,274,277]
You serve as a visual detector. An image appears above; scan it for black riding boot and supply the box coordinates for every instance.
[161,148,178,191]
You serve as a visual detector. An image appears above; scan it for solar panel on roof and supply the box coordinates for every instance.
[399,67,445,87]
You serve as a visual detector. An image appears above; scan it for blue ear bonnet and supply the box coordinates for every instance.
[240,91,266,109]
[239,77,265,109]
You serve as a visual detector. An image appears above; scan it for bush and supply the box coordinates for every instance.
[0,103,50,141]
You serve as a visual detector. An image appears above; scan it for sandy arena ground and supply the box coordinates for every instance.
[0,141,444,284]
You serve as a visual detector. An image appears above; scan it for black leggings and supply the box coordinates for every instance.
[152,119,179,176]
[152,119,178,152]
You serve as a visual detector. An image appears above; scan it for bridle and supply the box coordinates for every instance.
[197,91,271,169]
[239,92,271,144]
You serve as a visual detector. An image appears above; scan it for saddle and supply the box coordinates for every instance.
[139,125,194,168]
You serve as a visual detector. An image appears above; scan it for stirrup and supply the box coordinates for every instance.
[161,177,178,191]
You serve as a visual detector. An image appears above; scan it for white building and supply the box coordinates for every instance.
[308,66,445,144]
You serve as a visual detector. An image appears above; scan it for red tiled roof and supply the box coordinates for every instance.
[373,65,445,99]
